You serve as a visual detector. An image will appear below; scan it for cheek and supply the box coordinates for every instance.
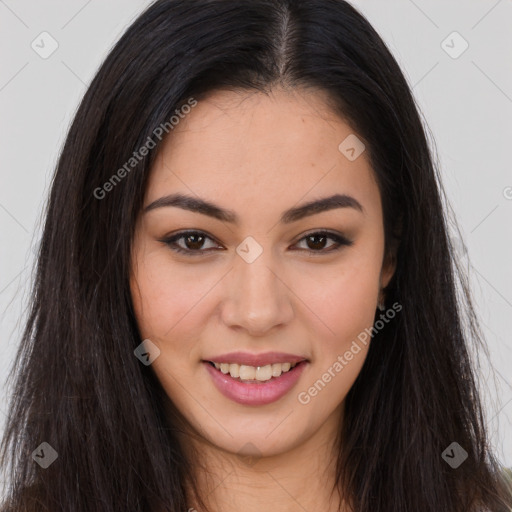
[130,248,215,341]
[292,260,379,415]
[293,247,382,362]
[130,256,212,401]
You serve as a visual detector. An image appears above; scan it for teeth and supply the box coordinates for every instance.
[239,365,256,380]
[255,364,273,381]
[212,361,298,381]
[228,363,240,378]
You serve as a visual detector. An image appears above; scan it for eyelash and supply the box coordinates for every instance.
[159,230,353,257]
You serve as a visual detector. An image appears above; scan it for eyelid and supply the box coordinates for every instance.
[159,229,353,256]
[292,228,352,245]
[158,230,223,256]
[291,229,354,254]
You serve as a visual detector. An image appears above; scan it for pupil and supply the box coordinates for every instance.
[186,234,204,250]
[308,234,326,250]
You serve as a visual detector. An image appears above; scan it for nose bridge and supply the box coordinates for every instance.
[221,240,294,334]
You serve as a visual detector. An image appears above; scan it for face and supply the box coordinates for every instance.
[130,87,395,459]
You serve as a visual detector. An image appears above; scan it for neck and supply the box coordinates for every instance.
[182,406,349,512]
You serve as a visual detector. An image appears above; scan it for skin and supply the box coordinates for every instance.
[130,87,396,512]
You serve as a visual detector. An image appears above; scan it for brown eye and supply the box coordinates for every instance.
[183,233,206,250]
[160,231,221,256]
[305,234,329,251]
[294,231,353,253]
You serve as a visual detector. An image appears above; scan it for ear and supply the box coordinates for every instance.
[380,249,397,290]
[380,217,401,290]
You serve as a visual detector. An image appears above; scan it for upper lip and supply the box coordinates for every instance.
[204,351,308,367]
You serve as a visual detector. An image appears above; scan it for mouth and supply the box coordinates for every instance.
[202,355,309,406]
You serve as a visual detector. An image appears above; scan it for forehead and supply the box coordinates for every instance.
[145,87,381,220]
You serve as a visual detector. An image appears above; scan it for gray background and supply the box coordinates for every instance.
[1,0,511,486]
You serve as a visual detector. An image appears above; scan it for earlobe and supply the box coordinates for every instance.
[381,221,401,290]
[378,247,398,310]
[380,250,397,288]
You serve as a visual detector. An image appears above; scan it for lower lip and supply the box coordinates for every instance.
[204,361,308,406]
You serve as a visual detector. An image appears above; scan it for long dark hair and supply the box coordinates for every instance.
[1,0,511,510]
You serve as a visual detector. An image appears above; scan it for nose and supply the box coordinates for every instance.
[220,250,294,336]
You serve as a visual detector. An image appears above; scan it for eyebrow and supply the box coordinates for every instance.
[143,192,364,224]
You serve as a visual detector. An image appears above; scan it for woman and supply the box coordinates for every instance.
[1,0,511,511]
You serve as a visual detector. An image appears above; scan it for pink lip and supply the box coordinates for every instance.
[204,351,307,367]
[204,360,308,406]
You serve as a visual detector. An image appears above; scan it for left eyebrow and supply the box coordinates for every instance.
[143,192,364,224]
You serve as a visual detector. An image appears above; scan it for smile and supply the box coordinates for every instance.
[208,361,298,381]
[203,359,308,406]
